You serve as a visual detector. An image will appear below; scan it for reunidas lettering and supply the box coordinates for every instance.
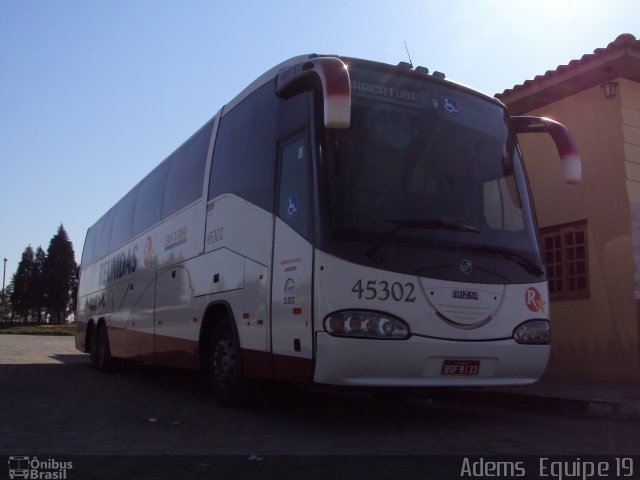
[98,245,138,285]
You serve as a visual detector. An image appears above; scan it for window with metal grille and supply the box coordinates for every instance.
[540,221,589,300]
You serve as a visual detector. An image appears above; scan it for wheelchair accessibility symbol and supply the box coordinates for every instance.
[442,97,459,114]
[287,194,298,218]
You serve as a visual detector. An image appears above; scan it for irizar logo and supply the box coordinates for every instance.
[459,259,473,275]
[452,290,479,300]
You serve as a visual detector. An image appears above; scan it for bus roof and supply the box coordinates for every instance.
[223,54,505,117]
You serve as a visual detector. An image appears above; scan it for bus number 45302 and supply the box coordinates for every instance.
[351,279,417,302]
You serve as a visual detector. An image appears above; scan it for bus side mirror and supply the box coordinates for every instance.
[276,57,351,129]
[511,116,581,185]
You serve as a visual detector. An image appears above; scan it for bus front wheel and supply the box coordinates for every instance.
[208,322,252,407]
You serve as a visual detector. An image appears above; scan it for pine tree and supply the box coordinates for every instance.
[32,247,47,322]
[44,225,78,324]
[69,264,79,319]
[10,245,36,321]
[1,281,13,321]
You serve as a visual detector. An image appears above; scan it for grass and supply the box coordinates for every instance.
[0,324,75,336]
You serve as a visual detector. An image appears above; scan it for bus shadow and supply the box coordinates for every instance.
[4,354,505,434]
[50,353,89,364]
[0,359,514,458]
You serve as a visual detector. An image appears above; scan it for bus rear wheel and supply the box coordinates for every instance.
[90,323,119,372]
[208,322,252,407]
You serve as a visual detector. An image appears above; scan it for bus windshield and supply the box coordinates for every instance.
[319,67,544,284]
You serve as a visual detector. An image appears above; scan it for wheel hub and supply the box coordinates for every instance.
[213,337,236,386]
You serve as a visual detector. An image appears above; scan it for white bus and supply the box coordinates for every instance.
[76,55,581,405]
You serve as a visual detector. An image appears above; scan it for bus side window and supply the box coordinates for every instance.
[110,186,139,251]
[278,134,311,240]
[208,80,278,212]
[132,161,169,237]
[93,208,115,261]
[81,225,98,267]
[162,120,212,218]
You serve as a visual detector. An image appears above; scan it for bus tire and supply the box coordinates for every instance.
[208,321,251,407]
[90,323,119,373]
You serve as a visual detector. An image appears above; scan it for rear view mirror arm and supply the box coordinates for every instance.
[276,57,351,129]
[512,116,581,185]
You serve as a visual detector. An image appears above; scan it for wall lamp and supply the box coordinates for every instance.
[601,81,618,100]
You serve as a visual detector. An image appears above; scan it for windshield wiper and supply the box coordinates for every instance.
[366,219,481,261]
[439,244,544,276]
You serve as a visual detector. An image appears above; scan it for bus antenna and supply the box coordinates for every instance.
[404,41,414,68]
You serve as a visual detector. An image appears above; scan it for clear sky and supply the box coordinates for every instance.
[0,0,638,281]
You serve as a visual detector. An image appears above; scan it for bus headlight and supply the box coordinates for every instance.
[513,320,550,345]
[324,311,410,339]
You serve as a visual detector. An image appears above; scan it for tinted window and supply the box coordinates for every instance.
[110,186,139,250]
[93,208,115,261]
[81,226,97,267]
[278,134,311,240]
[162,120,213,218]
[317,68,543,284]
[277,91,310,137]
[209,80,279,211]
[132,161,169,237]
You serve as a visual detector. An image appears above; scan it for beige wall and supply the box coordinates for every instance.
[515,79,640,383]
[621,79,640,304]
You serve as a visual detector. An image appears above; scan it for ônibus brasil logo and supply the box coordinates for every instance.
[8,456,73,479]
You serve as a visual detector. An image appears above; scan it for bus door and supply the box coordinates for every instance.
[271,132,315,382]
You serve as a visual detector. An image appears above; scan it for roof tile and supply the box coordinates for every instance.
[497,33,639,99]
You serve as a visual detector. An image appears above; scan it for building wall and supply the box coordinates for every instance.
[515,79,640,383]
[622,79,640,299]
[622,78,640,383]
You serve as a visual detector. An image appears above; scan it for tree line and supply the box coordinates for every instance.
[2,225,78,324]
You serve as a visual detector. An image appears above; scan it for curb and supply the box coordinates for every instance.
[426,389,640,422]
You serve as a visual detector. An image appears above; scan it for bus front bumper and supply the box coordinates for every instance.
[314,332,549,387]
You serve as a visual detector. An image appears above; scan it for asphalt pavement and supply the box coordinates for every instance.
[1,332,639,422]
[2,334,638,480]
[429,377,640,422]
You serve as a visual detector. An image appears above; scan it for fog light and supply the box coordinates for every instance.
[366,318,379,335]
[382,321,396,337]
[324,311,409,339]
[328,316,345,334]
[349,317,362,333]
[514,320,550,345]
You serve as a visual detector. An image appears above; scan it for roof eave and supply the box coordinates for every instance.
[497,44,640,115]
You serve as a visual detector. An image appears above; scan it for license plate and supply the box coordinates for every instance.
[441,359,480,376]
